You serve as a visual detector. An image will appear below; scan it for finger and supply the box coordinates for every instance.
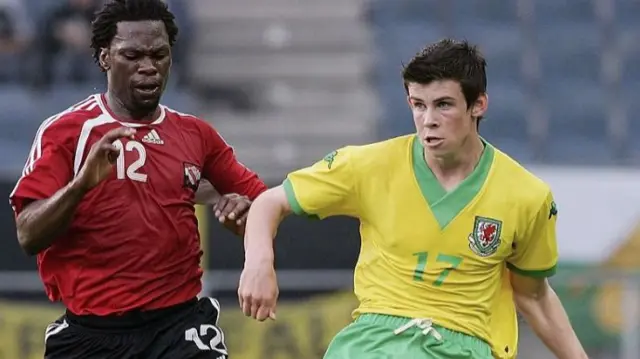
[269,310,277,321]
[213,197,229,220]
[100,127,136,144]
[256,306,271,322]
[241,297,252,317]
[237,288,244,310]
[228,199,250,221]
[250,302,260,319]
[217,198,237,222]
[235,207,249,226]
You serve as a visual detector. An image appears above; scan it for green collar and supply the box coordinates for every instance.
[411,136,495,230]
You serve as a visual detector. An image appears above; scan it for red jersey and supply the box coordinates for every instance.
[9,94,267,315]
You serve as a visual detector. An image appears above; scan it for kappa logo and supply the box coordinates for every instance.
[548,201,558,219]
[323,150,338,169]
[183,162,201,191]
[468,216,502,257]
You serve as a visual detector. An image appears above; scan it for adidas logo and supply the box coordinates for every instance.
[142,129,164,145]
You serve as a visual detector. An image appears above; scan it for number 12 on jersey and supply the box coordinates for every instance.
[413,252,463,286]
[113,139,147,182]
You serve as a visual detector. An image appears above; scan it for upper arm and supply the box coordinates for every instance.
[283,147,358,219]
[201,123,267,200]
[10,119,75,215]
[510,270,549,299]
[507,190,559,280]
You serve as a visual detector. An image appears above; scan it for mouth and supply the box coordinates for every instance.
[424,136,444,147]
[134,83,161,96]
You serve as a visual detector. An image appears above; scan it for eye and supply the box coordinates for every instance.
[437,102,452,109]
[413,102,426,110]
[123,52,139,60]
[152,51,168,60]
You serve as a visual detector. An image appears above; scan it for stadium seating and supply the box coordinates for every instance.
[369,0,640,164]
[0,0,639,175]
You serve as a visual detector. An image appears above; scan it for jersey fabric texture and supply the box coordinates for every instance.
[283,134,558,357]
[44,297,229,359]
[9,94,267,316]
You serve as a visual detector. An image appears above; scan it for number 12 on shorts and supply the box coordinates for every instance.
[413,252,463,286]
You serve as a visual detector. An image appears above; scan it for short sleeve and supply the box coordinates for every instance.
[9,120,75,214]
[201,123,267,200]
[283,147,358,219]
[507,190,559,278]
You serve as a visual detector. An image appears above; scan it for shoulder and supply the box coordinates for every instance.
[37,95,105,142]
[161,105,225,139]
[162,105,211,128]
[491,147,552,210]
[335,134,415,169]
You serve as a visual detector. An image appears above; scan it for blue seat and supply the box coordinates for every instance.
[369,0,446,26]
[540,81,612,163]
[452,0,519,24]
[616,0,640,24]
[536,23,602,82]
[482,82,532,158]
[535,0,596,23]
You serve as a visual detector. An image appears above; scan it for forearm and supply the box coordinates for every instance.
[516,286,587,359]
[16,179,88,255]
[243,188,290,263]
[195,179,220,205]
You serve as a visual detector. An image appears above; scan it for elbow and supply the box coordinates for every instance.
[16,227,40,256]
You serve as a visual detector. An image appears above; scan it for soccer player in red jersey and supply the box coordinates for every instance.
[9,1,266,358]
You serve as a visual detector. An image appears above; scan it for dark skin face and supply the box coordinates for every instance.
[99,20,172,121]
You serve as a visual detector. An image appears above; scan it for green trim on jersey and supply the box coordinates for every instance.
[411,136,495,230]
[282,179,320,219]
[507,262,558,278]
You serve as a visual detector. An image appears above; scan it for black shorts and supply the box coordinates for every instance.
[44,297,229,359]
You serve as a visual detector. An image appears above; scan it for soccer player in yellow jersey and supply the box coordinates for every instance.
[237,39,587,358]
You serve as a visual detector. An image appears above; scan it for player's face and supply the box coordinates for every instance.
[102,20,172,117]
[407,80,487,157]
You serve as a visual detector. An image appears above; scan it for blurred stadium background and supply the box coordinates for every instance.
[0,0,639,358]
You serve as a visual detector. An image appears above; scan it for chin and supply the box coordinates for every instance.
[133,98,161,114]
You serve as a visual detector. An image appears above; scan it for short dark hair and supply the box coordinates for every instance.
[402,39,487,123]
[91,0,179,66]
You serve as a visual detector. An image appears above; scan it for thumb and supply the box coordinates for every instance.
[269,310,277,321]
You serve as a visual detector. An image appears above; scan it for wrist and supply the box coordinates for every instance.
[69,177,91,196]
[244,246,274,266]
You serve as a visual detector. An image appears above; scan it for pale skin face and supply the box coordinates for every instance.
[407,80,488,167]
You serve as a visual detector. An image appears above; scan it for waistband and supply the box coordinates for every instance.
[355,313,491,354]
[65,297,198,330]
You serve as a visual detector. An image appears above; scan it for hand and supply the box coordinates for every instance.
[238,259,279,321]
[75,127,136,191]
[214,193,252,227]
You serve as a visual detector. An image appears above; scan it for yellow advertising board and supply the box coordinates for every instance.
[0,292,358,359]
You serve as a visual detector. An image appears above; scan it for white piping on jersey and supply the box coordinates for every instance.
[393,318,443,341]
[9,96,98,204]
[73,114,118,176]
[95,94,166,127]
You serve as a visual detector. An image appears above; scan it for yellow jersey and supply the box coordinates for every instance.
[489,267,518,358]
[283,134,558,348]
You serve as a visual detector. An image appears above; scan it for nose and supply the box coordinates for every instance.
[423,108,439,128]
[138,57,158,75]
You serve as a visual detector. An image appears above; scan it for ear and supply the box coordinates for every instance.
[471,92,488,118]
[99,47,110,72]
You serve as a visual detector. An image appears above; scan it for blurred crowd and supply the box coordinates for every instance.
[0,0,192,89]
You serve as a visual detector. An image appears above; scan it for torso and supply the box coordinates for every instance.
[351,135,544,343]
[38,94,210,315]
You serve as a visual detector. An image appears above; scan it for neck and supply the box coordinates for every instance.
[105,91,157,122]
[424,135,485,180]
